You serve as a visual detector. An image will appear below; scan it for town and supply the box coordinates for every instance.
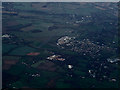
[57,36,115,58]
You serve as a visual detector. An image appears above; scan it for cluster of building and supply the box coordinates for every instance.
[57,36,113,58]
[25,73,40,77]
[57,36,75,46]
[107,58,120,63]
[2,3,18,15]
[2,34,11,38]
[47,55,65,61]
[31,73,40,77]
[72,39,113,57]
[66,15,92,24]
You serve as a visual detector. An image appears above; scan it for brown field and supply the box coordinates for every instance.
[95,6,106,10]
[37,61,56,72]
[21,26,34,31]
[27,52,40,56]
[3,59,19,70]
[7,21,19,26]
[47,77,58,88]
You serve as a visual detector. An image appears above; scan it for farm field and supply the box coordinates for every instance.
[2,2,120,88]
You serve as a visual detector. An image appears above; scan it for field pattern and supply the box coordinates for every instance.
[2,2,120,88]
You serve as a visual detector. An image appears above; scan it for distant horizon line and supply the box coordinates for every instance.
[1,0,120,2]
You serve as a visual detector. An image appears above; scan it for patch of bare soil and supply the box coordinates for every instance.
[95,6,106,10]
[3,59,19,70]
[37,61,56,72]
[7,21,19,26]
[21,26,34,31]
[46,77,58,88]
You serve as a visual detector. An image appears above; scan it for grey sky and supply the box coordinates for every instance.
[1,0,119,2]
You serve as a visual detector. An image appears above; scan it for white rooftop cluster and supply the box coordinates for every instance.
[57,36,75,46]
[47,55,65,61]
[107,58,120,63]
[2,34,10,38]
[110,78,117,82]
[31,74,40,77]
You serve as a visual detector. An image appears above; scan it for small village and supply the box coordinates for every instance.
[107,58,120,63]
[57,36,114,58]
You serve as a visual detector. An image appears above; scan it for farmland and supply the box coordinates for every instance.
[2,2,120,88]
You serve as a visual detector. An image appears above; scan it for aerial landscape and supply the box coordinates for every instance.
[2,2,120,88]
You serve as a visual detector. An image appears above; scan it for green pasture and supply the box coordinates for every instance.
[9,46,36,56]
